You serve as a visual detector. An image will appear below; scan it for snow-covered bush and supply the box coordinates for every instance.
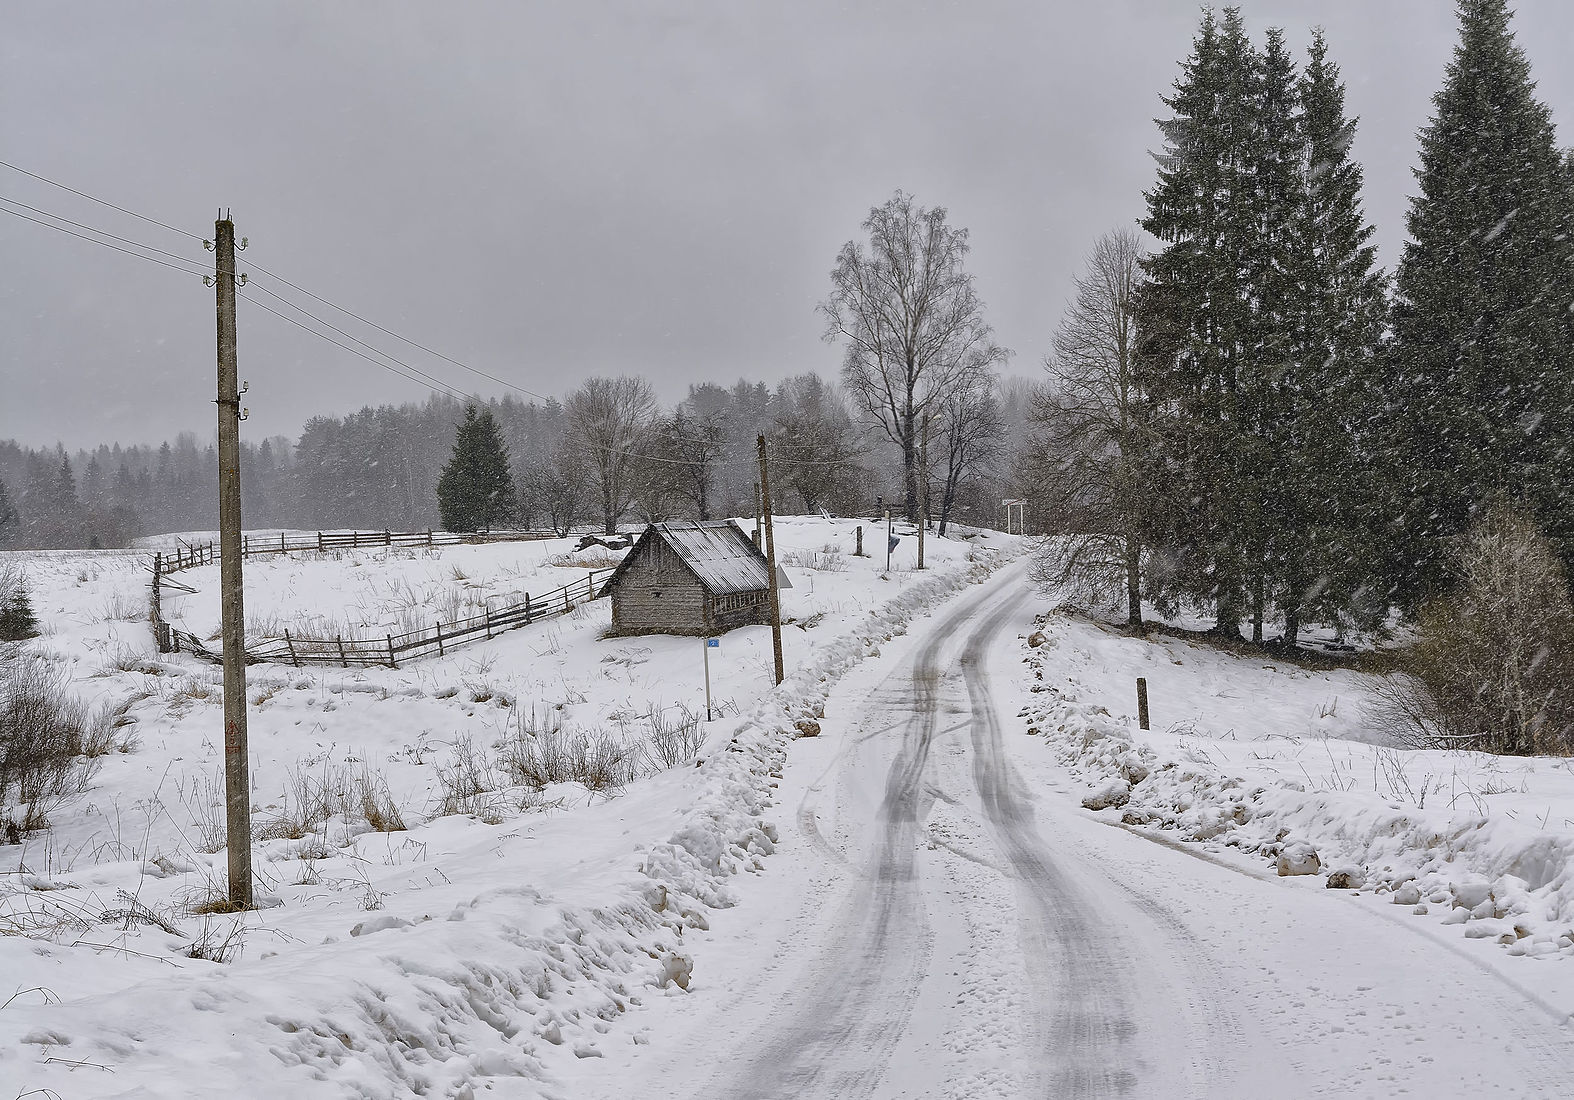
[1373,506,1574,755]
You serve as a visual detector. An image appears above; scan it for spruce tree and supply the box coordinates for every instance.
[1272,30,1390,645]
[1136,7,1263,634]
[0,478,18,549]
[1386,0,1574,605]
[0,567,38,641]
[436,406,518,532]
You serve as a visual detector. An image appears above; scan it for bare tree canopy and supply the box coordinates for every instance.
[821,191,1008,522]
[1026,227,1148,625]
[564,376,655,534]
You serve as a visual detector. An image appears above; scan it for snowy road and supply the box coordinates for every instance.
[579,566,1574,1098]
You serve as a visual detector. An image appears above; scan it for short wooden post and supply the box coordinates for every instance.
[384,529,391,546]
[1136,677,1150,730]
[485,605,492,639]
[855,525,863,557]
[280,532,286,553]
[435,621,444,656]
[284,629,300,667]
[387,634,397,668]
[336,634,348,668]
[564,585,571,613]
[242,534,248,557]
[426,529,432,547]
[317,531,324,552]
[524,593,532,623]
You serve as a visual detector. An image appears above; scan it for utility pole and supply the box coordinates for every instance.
[212,214,252,908]
[753,481,762,547]
[757,435,784,686]
[917,416,929,570]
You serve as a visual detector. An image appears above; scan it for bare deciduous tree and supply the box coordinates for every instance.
[1026,228,1149,626]
[1372,506,1574,756]
[821,191,1008,522]
[565,376,655,534]
[771,373,863,515]
[932,375,1003,536]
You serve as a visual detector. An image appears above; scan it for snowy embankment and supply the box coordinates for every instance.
[1,520,1011,1098]
[1020,611,1574,959]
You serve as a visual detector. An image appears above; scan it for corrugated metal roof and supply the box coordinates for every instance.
[657,521,771,595]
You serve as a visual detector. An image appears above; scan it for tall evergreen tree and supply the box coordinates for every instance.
[436,406,517,532]
[1385,0,1574,604]
[1270,29,1390,645]
[1136,7,1264,632]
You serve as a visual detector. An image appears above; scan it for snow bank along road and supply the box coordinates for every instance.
[580,565,1574,1099]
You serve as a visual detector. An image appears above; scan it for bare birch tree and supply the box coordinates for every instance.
[565,376,655,534]
[820,191,1008,522]
[1026,228,1149,626]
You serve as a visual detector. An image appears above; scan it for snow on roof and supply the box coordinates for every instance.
[655,520,771,595]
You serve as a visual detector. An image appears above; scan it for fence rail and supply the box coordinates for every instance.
[150,528,609,668]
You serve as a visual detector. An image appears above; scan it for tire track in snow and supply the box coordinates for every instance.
[958,589,1215,1098]
[719,573,1011,1099]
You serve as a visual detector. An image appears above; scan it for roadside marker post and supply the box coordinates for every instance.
[1137,677,1150,730]
[703,637,719,720]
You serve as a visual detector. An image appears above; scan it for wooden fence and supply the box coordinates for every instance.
[150,529,608,668]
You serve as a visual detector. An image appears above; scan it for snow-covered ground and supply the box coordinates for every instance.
[0,518,1012,1097]
[9,528,1574,1096]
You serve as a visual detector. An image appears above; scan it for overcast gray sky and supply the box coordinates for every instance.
[3,1,1571,452]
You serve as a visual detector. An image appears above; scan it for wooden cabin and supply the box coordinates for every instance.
[598,520,772,636]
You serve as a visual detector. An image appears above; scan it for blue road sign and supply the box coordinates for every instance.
[707,638,720,648]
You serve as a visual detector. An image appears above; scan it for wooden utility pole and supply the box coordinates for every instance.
[213,214,252,908]
[757,435,784,685]
[917,417,929,570]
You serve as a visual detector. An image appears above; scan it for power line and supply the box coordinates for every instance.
[0,193,208,271]
[243,277,480,403]
[0,202,209,279]
[0,157,204,242]
[241,255,558,406]
[238,290,472,402]
[0,162,892,473]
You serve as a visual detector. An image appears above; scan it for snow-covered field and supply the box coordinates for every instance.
[1020,608,1574,968]
[0,518,1013,1097]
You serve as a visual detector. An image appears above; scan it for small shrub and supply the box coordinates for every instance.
[1,657,108,835]
[354,766,407,832]
[1372,506,1574,755]
[647,704,706,769]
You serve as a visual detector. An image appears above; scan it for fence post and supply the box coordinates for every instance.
[435,621,444,656]
[384,530,391,546]
[318,531,324,552]
[387,634,396,668]
[280,532,286,553]
[485,605,492,639]
[336,634,348,668]
[242,534,248,557]
[1136,677,1150,731]
[426,529,433,547]
[284,630,300,668]
[151,554,164,651]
